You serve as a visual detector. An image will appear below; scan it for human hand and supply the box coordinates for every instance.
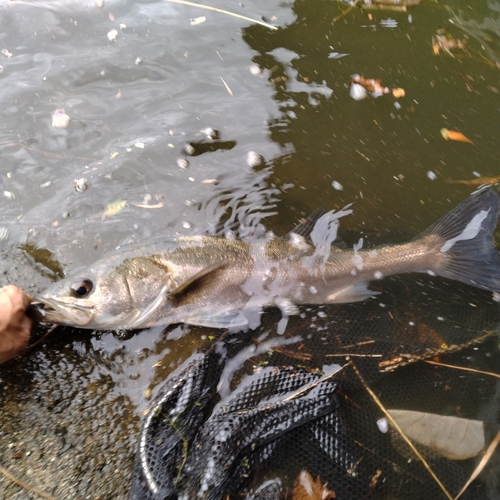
[0,285,33,364]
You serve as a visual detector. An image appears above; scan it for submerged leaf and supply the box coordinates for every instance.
[440,128,474,144]
[104,199,127,217]
[446,174,500,187]
[388,409,485,460]
[292,471,336,500]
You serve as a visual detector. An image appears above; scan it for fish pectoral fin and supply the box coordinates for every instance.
[184,310,249,329]
[168,260,227,300]
[326,282,379,303]
[129,285,168,328]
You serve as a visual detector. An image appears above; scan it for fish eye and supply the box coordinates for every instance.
[70,279,93,298]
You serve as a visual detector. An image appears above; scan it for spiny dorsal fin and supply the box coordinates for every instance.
[288,208,348,249]
[168,261,227,299]
[287,208,326,240]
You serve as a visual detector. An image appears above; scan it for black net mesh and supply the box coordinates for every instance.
[129,273,500,500]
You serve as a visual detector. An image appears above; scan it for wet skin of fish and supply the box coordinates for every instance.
[35,187,500,330]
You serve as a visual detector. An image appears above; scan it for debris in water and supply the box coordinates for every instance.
[177,158,190,170]
[440,128,473,144]
[380,18,398,29]
[349,75,404,100]
[332,181,344,191]
[104,199,127,217]
[74,178,88,193]
[247,151,264,168]
[427,171,437,180]
[200,127,218,140]
[51,109,70,129]
[250,64,262,75]
[377,417,389,433]
[1,48,12,58]
[107,29,118,41]
[3,191,14,199]
[432,29,466,56]
[446,173,500,186]
[220,76,234,96]
[134,57,142,65]
[135,142,145,149]
[190,16,206,25]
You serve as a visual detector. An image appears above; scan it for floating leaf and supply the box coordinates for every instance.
[446,174,500,187]
[104,199,127,217]
[440,128,474,144]
[388,409,484,460]
[292,471,336,500]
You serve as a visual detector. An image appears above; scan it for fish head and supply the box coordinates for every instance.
[35,256,176,329]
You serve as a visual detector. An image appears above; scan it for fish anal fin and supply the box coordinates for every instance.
[168,261,227,300]
[326,282,379,303]
[185,310,249,329]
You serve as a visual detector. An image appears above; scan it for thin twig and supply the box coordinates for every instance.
[454,430,500,500]
[332,0,359,23]
[163,0,278,30]
[0,465,57,500]
[326,353,382,358]
[424,360,500,379]
[283,362,349,402]
[24,325,58,352]
[350,360,454,500]
[2,141,95,161]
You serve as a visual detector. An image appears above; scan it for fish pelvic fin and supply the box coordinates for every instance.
[419,187,500,292]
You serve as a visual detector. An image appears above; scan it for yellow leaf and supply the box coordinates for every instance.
[440,128,474,144]
[104,199,127,217]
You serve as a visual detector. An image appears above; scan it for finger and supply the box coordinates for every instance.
[1,285,33,310]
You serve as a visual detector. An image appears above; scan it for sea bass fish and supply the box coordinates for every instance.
[35,188,500,331]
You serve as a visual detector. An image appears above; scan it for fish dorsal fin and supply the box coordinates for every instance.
[168,260,227,299]
[288,208,348,249]
[288,208,326,240]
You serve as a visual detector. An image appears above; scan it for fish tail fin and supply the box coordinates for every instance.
[419,187,500,292]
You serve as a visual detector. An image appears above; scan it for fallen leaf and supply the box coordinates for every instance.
[292,471,336,500]
[440,128,474,144]
[104,199,127,216]
[446,174,500,186]
[387,410,485,460]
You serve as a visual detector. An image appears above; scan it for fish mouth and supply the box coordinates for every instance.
[30,298,94,327]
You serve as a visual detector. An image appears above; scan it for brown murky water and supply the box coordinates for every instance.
[1,0,500,498]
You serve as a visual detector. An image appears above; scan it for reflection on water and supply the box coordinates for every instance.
[1,0,500,498]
